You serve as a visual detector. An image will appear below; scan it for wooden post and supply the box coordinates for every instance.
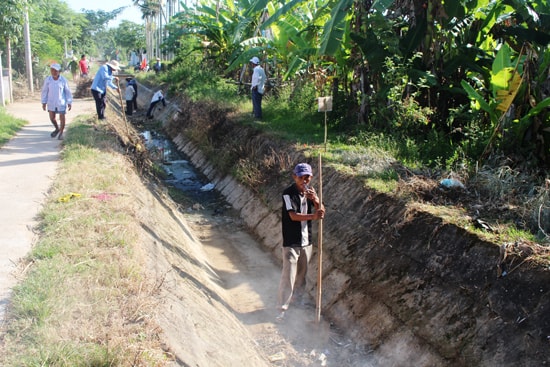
[324,110,327,152]
[315,153,323,323]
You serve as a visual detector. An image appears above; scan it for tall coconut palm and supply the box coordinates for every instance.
[133,0,162,59]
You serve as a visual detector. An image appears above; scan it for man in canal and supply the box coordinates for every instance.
[146,88,166,119]
[276,163,325,322]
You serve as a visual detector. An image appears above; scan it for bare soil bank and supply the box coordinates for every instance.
[135,87,550,366]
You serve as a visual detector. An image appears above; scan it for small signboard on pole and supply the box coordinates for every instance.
[317,96,332,112]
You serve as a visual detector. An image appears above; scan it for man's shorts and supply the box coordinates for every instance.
[49,108,66,115]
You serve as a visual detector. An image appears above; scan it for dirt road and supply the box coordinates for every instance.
[0,92,95,324]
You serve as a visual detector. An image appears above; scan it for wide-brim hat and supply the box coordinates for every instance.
[106,60,120,71]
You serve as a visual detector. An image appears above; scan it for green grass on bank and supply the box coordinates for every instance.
[0,116,168,366]
[152,58,549,246]
[0,108,27,147]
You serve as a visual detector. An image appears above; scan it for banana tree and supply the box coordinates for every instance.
[168,0,268,70]
[461,0,550,160]
[230,0,326,77]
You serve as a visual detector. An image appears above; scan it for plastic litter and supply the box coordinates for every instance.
[318,352,327,366]
[200,183,215,191]
[268,352,286,362]
[91,192,120,202]
[440,178,465,189]
[57,192,81,203]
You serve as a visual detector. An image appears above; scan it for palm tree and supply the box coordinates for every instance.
[133,0,161,60]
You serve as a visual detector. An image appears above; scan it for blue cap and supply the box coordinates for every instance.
[293,163,312,177]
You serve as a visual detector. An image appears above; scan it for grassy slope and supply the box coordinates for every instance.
[0,116,168,365]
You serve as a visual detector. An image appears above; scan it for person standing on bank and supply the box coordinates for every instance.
[153,57,162,74]
[277,163,325,322]
[250,56,266,119]
[125,78,136,116]
[127,77,138,112]
[41,63,72,140]
[90,60,120,120]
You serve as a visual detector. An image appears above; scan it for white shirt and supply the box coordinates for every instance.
[125,85,135,101]
[41,75,73,112]
[251,65,266,94]
[151,90,164,102]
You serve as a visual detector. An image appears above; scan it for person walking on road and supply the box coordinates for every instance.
[90,60,120,120]
[249,57,266,120]
[68,56,78,82]
[41,63,73,140]
[276,163,325,322]
[79,54,89,79]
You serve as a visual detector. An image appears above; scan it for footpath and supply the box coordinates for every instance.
[0,89,92,324]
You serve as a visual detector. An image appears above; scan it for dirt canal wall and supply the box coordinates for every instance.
[139,86,550,367]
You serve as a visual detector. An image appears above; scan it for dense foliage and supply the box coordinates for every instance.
[0,0,145,86]
[160,0,550,171]
[1,0,549,171]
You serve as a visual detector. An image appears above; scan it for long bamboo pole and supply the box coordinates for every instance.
[315,153,323,324]
[115,78,131,137]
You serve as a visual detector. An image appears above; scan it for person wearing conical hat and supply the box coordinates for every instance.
[90,60,120,120]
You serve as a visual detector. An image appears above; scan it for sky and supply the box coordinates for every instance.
[63,0,144,27]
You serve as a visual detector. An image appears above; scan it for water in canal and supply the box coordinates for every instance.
[141,130,225,212]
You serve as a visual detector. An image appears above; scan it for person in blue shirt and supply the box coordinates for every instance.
[90,60,120,120]
[41,63,72,140]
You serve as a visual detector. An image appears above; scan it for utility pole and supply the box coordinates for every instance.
[23,5,33,93]
[0,51,5,107]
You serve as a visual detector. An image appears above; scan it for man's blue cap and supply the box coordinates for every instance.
[293,163,312,177]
